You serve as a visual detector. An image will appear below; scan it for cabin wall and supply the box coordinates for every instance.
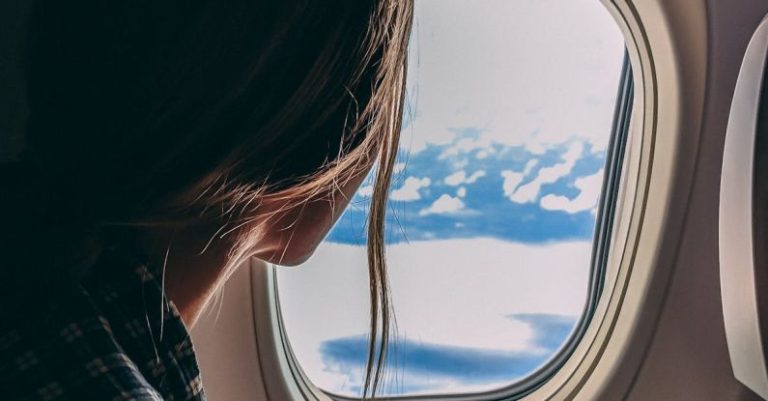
[191,265,270,401]
[625,1,768,400]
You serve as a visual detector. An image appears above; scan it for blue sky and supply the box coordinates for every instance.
[276,0,626,397]
[327,130,606,246]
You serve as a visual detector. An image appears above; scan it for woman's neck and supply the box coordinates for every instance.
[141,224,237,327]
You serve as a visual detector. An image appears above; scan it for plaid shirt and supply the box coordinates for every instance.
[0,249,206,401]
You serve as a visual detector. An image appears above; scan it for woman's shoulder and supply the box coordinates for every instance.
[0,251,205,401]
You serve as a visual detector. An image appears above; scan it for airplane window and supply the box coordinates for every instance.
[275,0,629,397]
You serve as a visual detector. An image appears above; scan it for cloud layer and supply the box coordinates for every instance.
[319,313,576,396]
[278,239,591,396]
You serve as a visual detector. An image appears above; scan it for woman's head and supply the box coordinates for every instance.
[4,0,413,397]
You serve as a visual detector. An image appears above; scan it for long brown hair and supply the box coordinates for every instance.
[1,0,413,397]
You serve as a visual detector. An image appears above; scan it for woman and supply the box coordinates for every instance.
[0,0,413,399]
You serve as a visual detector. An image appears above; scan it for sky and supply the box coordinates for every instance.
[276,0,625,397]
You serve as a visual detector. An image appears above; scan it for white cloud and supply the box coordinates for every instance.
[451,159,470,170]
[439,136,494,159]
[501,159,539,198]
[394,163,407,174]
[357,185,374,197]
[501,171,525,198]
[525,140,547,155]
[444,170,467,186]
[540,169,604,213]
[465,170,486,184]
[525,159,539,174]
[391,176,431,201]
[507,142,583,204]
[444,170,486,186]
[419,194,466,215]
[456,187,467,198]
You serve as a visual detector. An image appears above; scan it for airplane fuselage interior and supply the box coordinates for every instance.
[2,0,768,400]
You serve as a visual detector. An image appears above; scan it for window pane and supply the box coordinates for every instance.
[276,0,626,397]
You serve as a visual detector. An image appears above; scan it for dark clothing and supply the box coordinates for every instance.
[0,249,206,401]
